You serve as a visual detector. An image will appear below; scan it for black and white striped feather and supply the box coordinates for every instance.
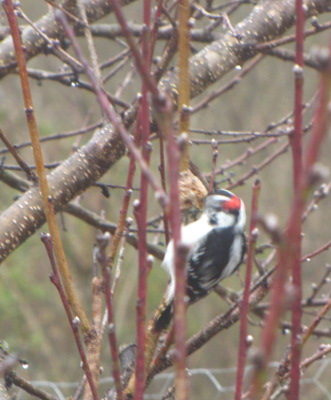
[186,225,246,304]
[156,190,246,331]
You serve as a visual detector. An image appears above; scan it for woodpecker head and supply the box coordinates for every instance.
[204,189,246,229]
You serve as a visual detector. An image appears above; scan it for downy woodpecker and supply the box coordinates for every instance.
[157,189,246,330]
[124,190,246,398]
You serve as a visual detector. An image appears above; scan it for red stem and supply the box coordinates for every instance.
[159,137,170,244]
[103,264,124,400]
[150,0,164,65]
[288,0,304,398]
[234,179,260,400]
[41,233,99,400]
[151,79,188,399]
[208,140,218,193]
[133,195,148,400]
[134,48,152,400]
[166,126,189,400]
[251,27,331,400]
[303,239,331,261]
[252,187,305,399]
[94,230,124,400]
[301,295,331,347]
[108,0,159,97]
[104,130,137,400]
[134,1,156,394]
[56,11,167,205]
[291,0,304,192]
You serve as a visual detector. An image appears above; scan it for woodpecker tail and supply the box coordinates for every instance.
[124,301,173,397]
[154,302,173,332]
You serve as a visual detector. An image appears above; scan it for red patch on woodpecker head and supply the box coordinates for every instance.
[223,195,241,211]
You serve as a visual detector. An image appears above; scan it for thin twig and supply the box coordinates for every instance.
[3,0,91,332]
[208,139,218,193]
[56,10,167,205]
[148,272,271,382]
[178,0,191,172]
[159,136,170,244]
[108,0,159,97]
[234,179,260,400]
[17,5,84,72]
[133,33,153,395]
[191,54,264,114]
[41,233,98,400]
[256,20,331,51]
[251,29,331,400]
[164,89,189,400]
[288,1,304,396]
[96,231,124,400]
[0,128,37,182]
[0,121,102,156]
[5,371,57,400]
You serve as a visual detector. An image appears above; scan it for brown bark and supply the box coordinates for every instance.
[0,0,330,263]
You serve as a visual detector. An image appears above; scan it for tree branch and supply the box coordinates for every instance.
[0,0,329,263]
[0,0,137,78]
[160,0,331,100]
[0,124,125,263]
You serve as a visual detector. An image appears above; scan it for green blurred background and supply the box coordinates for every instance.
[0,1,331,398]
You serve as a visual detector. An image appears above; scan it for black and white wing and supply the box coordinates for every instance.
[186,226,246,304]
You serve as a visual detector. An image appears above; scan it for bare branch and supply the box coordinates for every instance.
[0,0,138,78]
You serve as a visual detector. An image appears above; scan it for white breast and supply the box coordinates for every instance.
[162,215,213,301]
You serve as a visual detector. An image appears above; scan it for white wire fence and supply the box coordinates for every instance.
[10,357,331,400]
